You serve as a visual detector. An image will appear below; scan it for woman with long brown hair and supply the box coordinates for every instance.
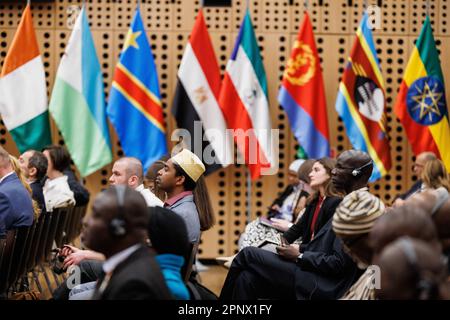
[421,159,450,192]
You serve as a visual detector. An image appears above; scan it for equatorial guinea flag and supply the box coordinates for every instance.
[394,16,450,171]
[49,6,112,177]
[172,9,233,174]
[0,4,51,153]
[278,11,330,159]
[219,10,276,180]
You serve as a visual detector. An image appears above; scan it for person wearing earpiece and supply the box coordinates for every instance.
[81,185,172,300]
[220,150,375,300]
[375,237,450,300]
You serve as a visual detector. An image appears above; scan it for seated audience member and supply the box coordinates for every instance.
[19,150,48,211]
[82,185,172,300]
[220,153,368,300]
[375,237,449,300]
[420,159,450,192]
[332,189,386,299]
[157,149,209,244]
[42,145,89,206]
[145,156,169,202]
[10,155,41,220]
[392,151,436,207]
[404,188,450,273]
[0,146,34,238]
[110,157,163,207]
[68,206,192,300]
[239,159,315,249]
[42,146,75,211]
[148,206,191,300]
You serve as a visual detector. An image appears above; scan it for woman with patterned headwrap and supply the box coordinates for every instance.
[332,188,386,299]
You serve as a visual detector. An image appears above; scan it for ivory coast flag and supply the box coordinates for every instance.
[394,16,450,171]
[0,4,51,153]
[49,6,112,177]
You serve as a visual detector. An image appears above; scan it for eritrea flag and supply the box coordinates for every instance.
[394,16,450,171]
[278,11,330,159]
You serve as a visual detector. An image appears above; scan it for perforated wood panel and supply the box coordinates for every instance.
[1,0,449,258]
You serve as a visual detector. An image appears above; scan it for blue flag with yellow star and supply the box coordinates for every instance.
[107,7,167,171]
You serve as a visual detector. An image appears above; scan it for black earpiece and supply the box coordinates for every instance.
[109,185,127,237]
[351,160,373,176]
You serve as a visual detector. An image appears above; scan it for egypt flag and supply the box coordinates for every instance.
[335,13,391,182]
[172,9,233,175]
[278,12,330,159]
[219,10,276,180]
[394,16,450,171]
[0,4,51,153]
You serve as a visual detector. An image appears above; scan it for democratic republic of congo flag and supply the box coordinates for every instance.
[335,13,391,182]
[394,16,450,171]
[108,7,167,172]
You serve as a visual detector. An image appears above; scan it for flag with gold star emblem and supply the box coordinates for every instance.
[394,16,450,171]
[107,7,167,171]
[335,12,391,182]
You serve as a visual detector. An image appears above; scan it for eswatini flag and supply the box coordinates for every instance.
[394,16,450,171]
[219,10,275,180]
[278,11,330,159]
[0,4,51,153]
[335,13,391,182]
[172,9,233,174]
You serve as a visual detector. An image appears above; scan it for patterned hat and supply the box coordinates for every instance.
[333,188,385,236]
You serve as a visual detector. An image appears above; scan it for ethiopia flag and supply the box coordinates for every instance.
[394,16,450,171]
[335,13,391,182]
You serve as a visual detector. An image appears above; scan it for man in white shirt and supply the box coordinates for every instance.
[109,157,163,207]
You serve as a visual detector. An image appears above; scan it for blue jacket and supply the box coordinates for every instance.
[0,173,34,238]
[168,195,200,244]
[156,254,190,300]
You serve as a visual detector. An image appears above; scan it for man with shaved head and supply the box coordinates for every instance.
[393,151,437,206]
[109,157,163,207]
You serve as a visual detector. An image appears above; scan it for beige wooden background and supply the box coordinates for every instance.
[0,0,449,258]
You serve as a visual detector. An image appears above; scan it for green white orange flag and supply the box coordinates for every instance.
[0,4,51,153]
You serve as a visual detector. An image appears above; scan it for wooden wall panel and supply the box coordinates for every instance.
[0,0,449,258]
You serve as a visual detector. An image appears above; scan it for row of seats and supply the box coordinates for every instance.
[0,205,87,297]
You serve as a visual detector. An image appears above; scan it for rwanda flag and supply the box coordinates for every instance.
[394,16,450,171]
[335,13,391,182]
[108,7,167,172]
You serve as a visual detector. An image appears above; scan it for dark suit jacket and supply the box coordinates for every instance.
[293,219,362,299]
[283,196,342,249]
[93,246,173,300]
[30,180,46,212]
[64,169,90,206]
[0,173,34,238]
[399,180,422,200]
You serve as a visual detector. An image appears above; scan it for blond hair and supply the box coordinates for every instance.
[421,159,450,192]
[10,155,41,220]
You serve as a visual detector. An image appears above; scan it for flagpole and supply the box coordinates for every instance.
[363,0,367,10]
[246,168,252,225]
[304,0,309,11]
[426,0,430,16]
